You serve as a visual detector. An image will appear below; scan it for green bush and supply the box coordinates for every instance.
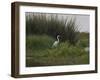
[79,32,89,47]
[26,35,55,50]
[79,39,89,48]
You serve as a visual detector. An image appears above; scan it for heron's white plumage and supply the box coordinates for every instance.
[52,35,60,48]
[52,41,59,47]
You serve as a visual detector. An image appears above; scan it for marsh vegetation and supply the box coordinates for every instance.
[26,13,89,67]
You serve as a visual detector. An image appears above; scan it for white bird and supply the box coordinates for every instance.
[52,35,60,48]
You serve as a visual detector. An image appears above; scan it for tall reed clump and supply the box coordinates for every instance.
[26,13,80,45]
[65,19,80,45]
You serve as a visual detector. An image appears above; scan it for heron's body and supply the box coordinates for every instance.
[52,35,60,48]
[52,41,59,47]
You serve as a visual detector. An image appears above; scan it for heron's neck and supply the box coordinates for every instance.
[57,37,59,42]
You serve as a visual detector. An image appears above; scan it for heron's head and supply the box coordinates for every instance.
[57,35,60,38]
